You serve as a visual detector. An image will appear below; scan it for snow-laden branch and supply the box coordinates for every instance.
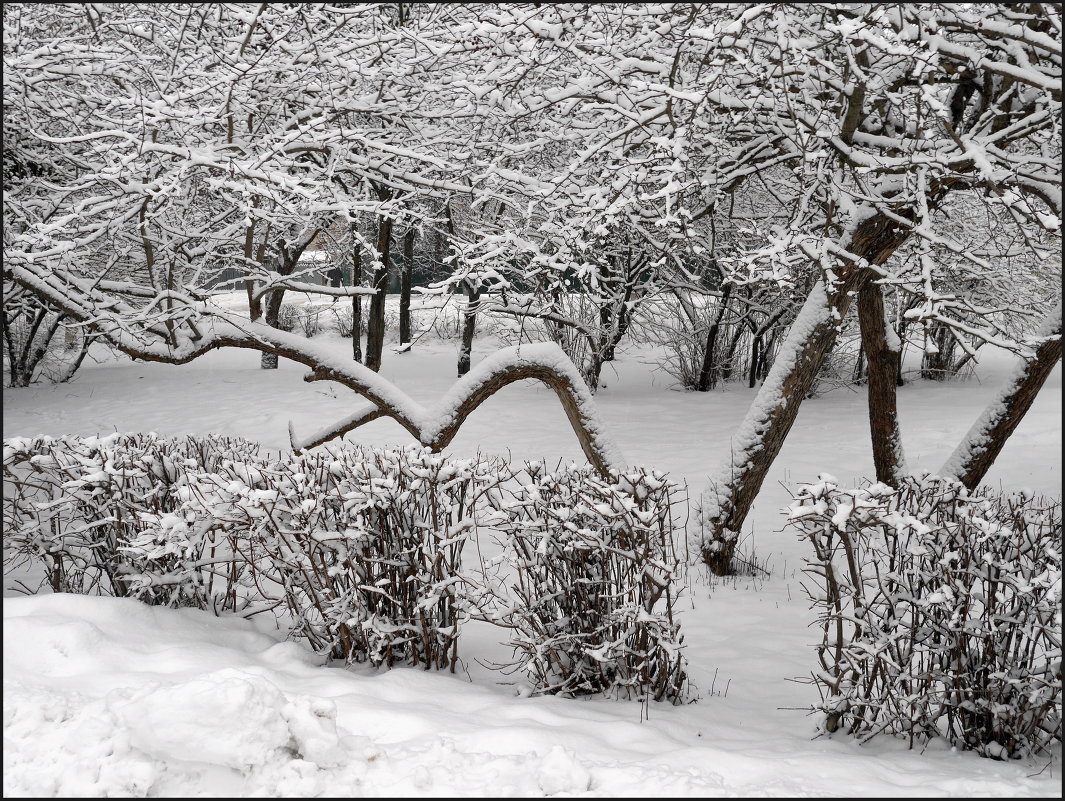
[8,260,624,475]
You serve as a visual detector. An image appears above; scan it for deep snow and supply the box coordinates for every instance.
[3,322,1061,797]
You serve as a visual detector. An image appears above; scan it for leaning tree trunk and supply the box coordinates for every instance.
[399,227,413,348]
[365,214,392,373]
[701,213,911,573]
[941,302,1062,490]
[857,274,906,486]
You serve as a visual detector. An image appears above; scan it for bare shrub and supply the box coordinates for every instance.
[789,473,1062,760]
[484,462,690,703]
[193,445,503,671]
[2,433,264,611]
[275,303,301,333]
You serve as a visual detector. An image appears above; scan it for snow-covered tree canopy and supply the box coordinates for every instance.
[3,3,1061,485]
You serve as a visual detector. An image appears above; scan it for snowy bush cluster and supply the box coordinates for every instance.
[790,474,1062,760]
[3,434,691,702]
[484,463,689,704]
[191,445,501,671]
[2,433,262,610]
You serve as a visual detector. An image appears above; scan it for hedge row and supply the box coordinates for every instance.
[2,434,689,703]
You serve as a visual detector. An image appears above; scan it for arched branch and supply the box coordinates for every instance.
[8,261,625,475]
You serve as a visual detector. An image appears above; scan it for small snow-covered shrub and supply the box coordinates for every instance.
[485,462,690,703]
[790,473,1062,760]
[330,306,358,338]
[192,445,503,671]
[2,433,264,611]
[275,303,301,333]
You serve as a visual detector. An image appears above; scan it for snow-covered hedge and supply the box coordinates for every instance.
[190,445,502,670]
[2,433,264,611]
[790,474,1062,760]
[4,435,691,701]
[485,462,689,703]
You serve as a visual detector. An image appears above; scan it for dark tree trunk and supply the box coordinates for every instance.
[457,282,479,376]
[399,227,413,347]
[852,342,866,384]
[260,288,284,370]
[702,212,913,564]
[696,285,732,392]
[943,304,1062,490]
[351,229,363,362]
[748,335,761,388]
[365,214,392,373]
[857,276,906,486]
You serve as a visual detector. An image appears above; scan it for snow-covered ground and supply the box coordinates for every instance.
[3,323,1061,797]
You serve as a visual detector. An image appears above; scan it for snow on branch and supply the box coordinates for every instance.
[8,260,624,475]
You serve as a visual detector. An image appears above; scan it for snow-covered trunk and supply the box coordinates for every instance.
[701,277,857,555]
[457,282,479,377]
[399,228,413,348]
[942,302,1062,490]
[857,276,906,486]
[365,215,392,373]
[700,215,912,566]
[259,289,285,370]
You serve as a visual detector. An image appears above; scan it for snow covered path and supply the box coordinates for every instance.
[4,337,1061,796]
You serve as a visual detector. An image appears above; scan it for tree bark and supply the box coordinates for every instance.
[351,228,363,362]
[702,213,911,557]
[260,288,284,370]
[857,275,906,486]
[457,282,479,376]
[696,285,732,392]
[942,303,1062,490]
[365,214,392,373]
[399,227,413,347]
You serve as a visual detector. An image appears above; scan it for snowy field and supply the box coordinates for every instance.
[3,321,1062,797]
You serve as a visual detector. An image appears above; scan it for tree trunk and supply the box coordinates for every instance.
[260,288,284,370]
[748,334,762,388]
[399,227,413,348]
[457,282,479,376]
[942,302,1062,490]
[351,230,363,362]
[696,285,732,392]
[365,214,392,373]
[857,275,906,486]
[701,213,911,565]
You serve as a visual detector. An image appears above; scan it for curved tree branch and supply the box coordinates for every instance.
[8,261,625,475]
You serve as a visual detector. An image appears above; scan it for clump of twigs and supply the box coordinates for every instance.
[484,462,690,704]
[185,444,504,671]
[2,433,263,612]
[790,473,1062,760]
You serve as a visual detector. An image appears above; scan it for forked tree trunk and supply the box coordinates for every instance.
[399,227,413,348]
[701,214,910,558]
[942,302,1062,490]
[857,275,906,486]
[365,214,392,373]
